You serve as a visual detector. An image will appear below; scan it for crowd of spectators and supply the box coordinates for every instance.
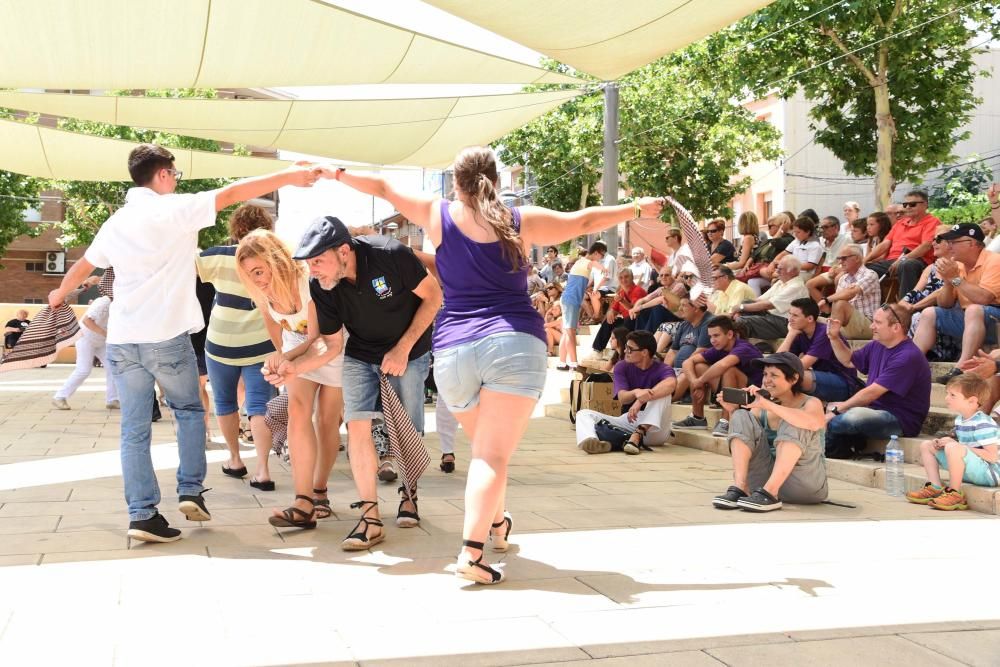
[547,185,1000,512]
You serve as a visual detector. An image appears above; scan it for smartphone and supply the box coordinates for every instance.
[722,387,752,406]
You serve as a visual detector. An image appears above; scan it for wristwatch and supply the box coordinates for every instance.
[950,277,963,287]
[739,303,745,312]
[831,406,840,415]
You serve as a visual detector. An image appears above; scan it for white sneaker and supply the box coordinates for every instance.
[52,398,71,410]
[106,400,120,410]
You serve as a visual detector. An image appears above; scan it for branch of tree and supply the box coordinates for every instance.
[818,24,880,87]
[887,0,907,31]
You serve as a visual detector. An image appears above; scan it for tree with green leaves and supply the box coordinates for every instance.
[55,88,247,249]
[0,169,44,267]
[495,53,781,220]
[717,0,1000,209]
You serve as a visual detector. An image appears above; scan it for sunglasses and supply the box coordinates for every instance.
[901,201,923,208]
[879,303,901,327]
[707,228,723,233]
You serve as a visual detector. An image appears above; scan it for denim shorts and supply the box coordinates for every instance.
[935,304,1000,344]
[561,301,581,329]
[434,332,547,413]
[935,447,1000,487]
[205,356,276,417]
[342,351,431,432]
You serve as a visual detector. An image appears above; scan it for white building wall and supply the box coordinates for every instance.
[735,47,1000,222]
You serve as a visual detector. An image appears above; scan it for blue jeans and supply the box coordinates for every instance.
[342,351,431,433]
[107,334,206,521]
[205,356,276,417]
[636,305,677,333]
[809,370,855,403]
[826,407,901,458]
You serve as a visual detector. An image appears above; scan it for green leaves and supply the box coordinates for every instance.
[0,169,44,268]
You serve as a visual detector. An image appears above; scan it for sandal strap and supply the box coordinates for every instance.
[397,484,418,502]
[346,515,384,542]
[491,516,510,529]
[468,558,502,583]
[295,494,316,505]
[282,506,313,521]
[462,539,486,551]
[313,488,328,495]
[349,500,378,513]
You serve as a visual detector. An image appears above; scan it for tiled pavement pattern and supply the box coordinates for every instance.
[0,366,999,666]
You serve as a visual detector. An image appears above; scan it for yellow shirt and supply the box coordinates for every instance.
[710,279,756,314]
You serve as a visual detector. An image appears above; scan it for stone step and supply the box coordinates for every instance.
[670,429,1000,515]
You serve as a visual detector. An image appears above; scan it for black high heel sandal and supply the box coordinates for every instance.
[490,512,513,552]
[396,485,420,528]
[268,495,316,529]
[341,500,384,551]
[456,540,504,585]
[313,487,333,519]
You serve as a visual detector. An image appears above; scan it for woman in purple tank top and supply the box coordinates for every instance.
[323,147,665,584]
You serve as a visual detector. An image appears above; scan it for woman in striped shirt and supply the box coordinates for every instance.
[196,204,278,491]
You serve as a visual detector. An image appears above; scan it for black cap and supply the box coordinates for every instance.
[293,216,353,260]
[752,351,804,377]
[937,223,984,243]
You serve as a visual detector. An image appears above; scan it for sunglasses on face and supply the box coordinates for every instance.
[901,201,924,208]
[707,228,722,233]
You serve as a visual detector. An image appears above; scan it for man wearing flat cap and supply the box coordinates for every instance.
[911,222,1000,383]
[286,215,442,549]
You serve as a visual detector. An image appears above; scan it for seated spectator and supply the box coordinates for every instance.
[663,295,710,370]
[4,309,30,350]
[913,223,1000,383]
[817,216,850,273]
[849,218,870,253]
[865,211,892,257]
[713,352,828,512]
[897,225,960,361]
[551,261,567,284]
[761,216,823,281]
[777,298,860,402]
[672,316,763,436]
[629,247,653,286]
[707,266,755,315]
[539,245,560,283]
[907,374,999,510]
[824,304,931,458]
[543,298,563,356]
[591,326,632,374]
[590,268,646,355]
[527,267,546,295]
[737,213,794,294]
[841,201,862,235]
[817,245,879,339]
[725,211,761,274]
[705,218,736,266]
[665,227,697,278]
[630,271,682,333]
[986,183,1000,251]
[732,256,808,339]
[575,331,677,455]
[865,190,941,295]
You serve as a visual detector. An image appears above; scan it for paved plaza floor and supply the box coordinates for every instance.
[1,365,999,666]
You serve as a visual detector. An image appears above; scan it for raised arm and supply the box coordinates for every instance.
[214,163,320,212]
[518,198,665,247]
[322,169,437,230]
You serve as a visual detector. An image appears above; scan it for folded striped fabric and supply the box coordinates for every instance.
[380,372,429,496]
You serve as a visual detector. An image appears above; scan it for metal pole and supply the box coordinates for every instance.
[602,82,620,255]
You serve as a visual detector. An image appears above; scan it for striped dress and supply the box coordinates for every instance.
[196,245,274,366]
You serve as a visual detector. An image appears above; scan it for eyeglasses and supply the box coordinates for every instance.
[166,168,184,181]
[879,303,901,327]
[901,201,923,208]
[624,345,641,353]
[711,274,724,280]
[835,255,855,262]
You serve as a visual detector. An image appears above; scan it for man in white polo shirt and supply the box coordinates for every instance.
[49,144,318,544]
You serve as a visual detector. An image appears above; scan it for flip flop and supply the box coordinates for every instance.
[222,465,248,479]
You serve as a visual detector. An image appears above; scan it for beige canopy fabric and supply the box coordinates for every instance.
[0,0,579,88]
[0,89,584,167]
[0,117,293,181]
[423,0,775,81]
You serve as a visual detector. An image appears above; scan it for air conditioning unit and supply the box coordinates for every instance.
[45,251,66,274]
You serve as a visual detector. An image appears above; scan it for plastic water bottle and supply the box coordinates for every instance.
[885,435,905,497]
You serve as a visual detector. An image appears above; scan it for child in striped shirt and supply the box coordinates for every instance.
[907,375,1000,510]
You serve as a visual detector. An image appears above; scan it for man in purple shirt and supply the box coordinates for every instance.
[576,331,676,454]
[825,303,931,458]
[777,298,860,402]
[673,316,763,436]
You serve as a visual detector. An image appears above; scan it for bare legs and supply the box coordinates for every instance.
[312,385,343,503]
[559,326,578,366]
[278,377,321,520]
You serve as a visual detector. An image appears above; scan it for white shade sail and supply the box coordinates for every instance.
[0,0,580,88]
[0,118,293,181]
[423,0,775,81]
[0,89,584,167]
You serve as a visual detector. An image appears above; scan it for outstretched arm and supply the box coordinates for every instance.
[214,163,320,212]
[321,168,437,229]
[519,197,665,247]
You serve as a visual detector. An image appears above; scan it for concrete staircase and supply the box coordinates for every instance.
[545,335,1000,515]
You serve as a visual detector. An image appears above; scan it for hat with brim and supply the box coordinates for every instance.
[752,351,804,378]
[937,223,984,243]
[293,215,353,260]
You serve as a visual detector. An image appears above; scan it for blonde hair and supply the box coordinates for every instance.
[453,146,526,271]
[737,211,759,237]
[235,229,307,314]
[947,374,991,408]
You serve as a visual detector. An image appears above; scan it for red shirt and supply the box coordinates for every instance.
[885,213,941,264]
[613,284,647,317]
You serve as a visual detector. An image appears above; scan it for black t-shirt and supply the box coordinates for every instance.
[5,318,29,348]
[311,235,431,364]
[710,239,737,264]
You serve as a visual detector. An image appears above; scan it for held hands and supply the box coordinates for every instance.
[284,161,322,188]
[381,343,410,377]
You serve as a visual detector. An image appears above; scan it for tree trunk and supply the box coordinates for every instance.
[873,77,896,209]
[579,180,589,210]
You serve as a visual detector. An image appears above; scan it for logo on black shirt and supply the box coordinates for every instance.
[372,276,393,300]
